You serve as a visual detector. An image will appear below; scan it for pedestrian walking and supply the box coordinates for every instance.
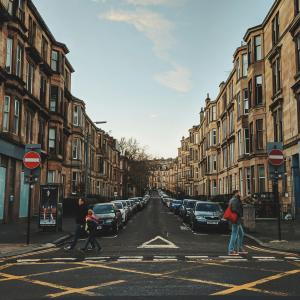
[227,190,248,256]
[64,198,88,251]
[81,209,102,253]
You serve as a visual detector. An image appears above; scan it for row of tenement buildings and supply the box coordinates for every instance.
[149,0,300,219]
[0,0,133,223]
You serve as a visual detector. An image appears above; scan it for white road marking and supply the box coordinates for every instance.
[218,256,242,259]
[153,258,178,262]
[137,236,179,249]
[252,256,276,259]
[17,259,41,262]
[284,257,299,260]
[180,226,189,231]
[117,258,143,262]
[193,233,208,236]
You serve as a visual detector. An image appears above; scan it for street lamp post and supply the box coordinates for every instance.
[84,121,107,199]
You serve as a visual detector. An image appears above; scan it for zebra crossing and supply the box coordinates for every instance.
[15,254,300,264]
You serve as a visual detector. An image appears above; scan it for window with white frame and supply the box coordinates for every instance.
[26,61,34,94]
[48,128,56,153]
[238,130,243,157]
[212,129,217,145]
[244,128,250,154]
[229,142,235,166]
[239,168,243,196]
[243,89,249,114]
[72,138,81,159]
[229,110,234,134]
[245,167,251,195]
[16,44,23,78]
[242,53,248,77]
[72,172,79,194]
[236,58,240,80]
[47,170,55,183]
[97,181,100,195]
[13,98,20,135]
[2,96,10,131]
[237,92,241,118]
[258,165,266,193]
[5,38,13,73]
[212,180,217,196]
[254,35,262,61]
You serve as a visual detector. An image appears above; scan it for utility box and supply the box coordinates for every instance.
[243,204,256,232]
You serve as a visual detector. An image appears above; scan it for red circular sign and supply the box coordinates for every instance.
[23,151,41,169]
[268,148,284,166]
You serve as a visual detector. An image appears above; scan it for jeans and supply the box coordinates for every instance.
[228,223,245,253]
[83,229,101,250]
[70,224,83,249]
[237,224,244,251]
[228,223,238,253]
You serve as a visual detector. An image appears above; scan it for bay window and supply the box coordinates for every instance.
[2,96,10,132]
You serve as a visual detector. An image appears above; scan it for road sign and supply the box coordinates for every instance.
[268,148,284,166]
[23,151,41,170]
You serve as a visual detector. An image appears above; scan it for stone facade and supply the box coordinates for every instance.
[151,0,300,219]
[0,0,126,223]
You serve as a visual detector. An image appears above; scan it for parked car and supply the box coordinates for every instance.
[125,200,134,217]
[129,198,143,211]
[179,199,190,218]
[120,200,130,220]
[170,199,183,214]
[93,203,123,234]
[111,200,127,224]
[190,201,229,232]
[183,199,198,223]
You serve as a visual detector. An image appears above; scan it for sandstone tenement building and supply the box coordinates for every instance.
[0,0,128,223]
[151,0,300,219]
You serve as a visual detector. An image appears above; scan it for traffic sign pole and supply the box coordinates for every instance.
[23,144,41,245]
[267,143,284,241]
[26,173,33,245]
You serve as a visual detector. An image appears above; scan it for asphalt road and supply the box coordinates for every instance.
[1,193,300,298]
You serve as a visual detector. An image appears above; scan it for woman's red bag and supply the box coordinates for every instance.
[223,206,238,223]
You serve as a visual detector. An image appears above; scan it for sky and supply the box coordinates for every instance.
[32,0,274,158]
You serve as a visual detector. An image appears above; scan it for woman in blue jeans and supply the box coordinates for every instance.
[228,190,248,256]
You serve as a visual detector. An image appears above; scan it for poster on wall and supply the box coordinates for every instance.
[39,185,59,227]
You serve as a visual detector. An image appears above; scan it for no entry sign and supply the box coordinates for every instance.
[23,151,41,170]
[268,148,284,166]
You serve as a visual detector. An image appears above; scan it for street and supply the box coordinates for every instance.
[1,194,300,298]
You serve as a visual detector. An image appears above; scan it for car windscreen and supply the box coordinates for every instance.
[114,203,123,209]
[195,203,221,212]
[172,200,182,204]
[94,205,115,214]
[187,201,196,208]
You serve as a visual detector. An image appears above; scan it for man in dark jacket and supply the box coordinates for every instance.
[64,198,88,251]
[228,190,248,255]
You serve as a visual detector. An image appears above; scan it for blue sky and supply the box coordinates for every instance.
[33,0,274,158]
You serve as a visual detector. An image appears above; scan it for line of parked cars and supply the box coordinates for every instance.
[92,194,150,235]
[158,190,229,233]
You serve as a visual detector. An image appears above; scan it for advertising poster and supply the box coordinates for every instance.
[39,185,58,227]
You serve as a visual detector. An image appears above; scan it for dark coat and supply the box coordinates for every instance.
[75,204,88,225]
[229,196,243,224]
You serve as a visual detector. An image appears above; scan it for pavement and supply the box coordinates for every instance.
[0,217,73,258]
[245,219,300,253]
[0,193,300,298]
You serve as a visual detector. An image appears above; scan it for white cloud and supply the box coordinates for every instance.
[149,113,159,119]
[101,9,174,60]
[125,0,172,6]
[155,64,192,93]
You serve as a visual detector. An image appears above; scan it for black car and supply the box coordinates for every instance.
[190,201,229,232]
[170,199,183,214]
[93,203,123,234]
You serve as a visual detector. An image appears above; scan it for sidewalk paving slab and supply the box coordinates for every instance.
[245,219,300,254]
[0,217,74,258]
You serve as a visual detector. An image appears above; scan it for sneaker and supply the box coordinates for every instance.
[64,245,72,251]
[228,251,239,256]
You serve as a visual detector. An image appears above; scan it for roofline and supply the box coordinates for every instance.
[27,0,70,54]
